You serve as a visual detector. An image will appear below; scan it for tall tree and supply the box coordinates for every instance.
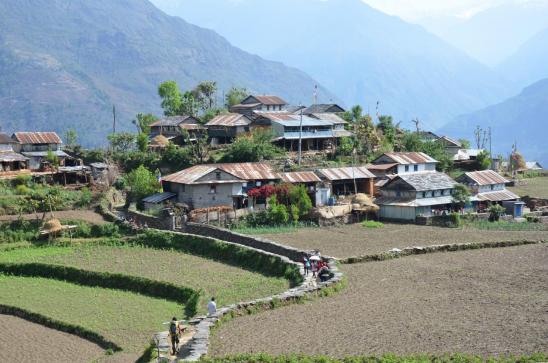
[377,115,396,145]
[225,87,247,108]
[64,129,78,148]
[193,81,217,111]
[158,81,182,116]
[351,105,363,123]
[180,91,199,116]
[132,113,157,135]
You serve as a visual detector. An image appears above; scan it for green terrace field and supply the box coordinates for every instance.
[0,275,178,355]
[0,243,289,312]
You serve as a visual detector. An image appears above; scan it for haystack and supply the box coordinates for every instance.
[150,135,170,148]
[352,193,379,212]
[40,218,65,235]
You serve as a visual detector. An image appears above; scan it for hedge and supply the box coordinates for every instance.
[132,230,303,286]
[198,353,548,363]
[0,304,122,351]
[0,262,198,306]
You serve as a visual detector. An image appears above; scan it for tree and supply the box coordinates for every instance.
[488,204,505,222]
[336,136,354,156]
[288,184,312,218]
[45,150,60,167]
[476,150,491,170]
[108,133,136,153]
[225,87,247,108]
[377,115,396,145]
[183,130,209,164]
[160,143,192,172]
[267,196,289,225]
[219,129,281,163]
[351,105,363,123]
[452,183,471,209]
[180,91,199,116]
[474,125,488,149]
[193,81,217,111]
[125,165,161,209]
[458,138,471,149]
[510,149,526,173]
[158,81,182,116]
[132,113,157,135]
[354,114,380,156]
[136,133,149,153]
[64,129,78,148]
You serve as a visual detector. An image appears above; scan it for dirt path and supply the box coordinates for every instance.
[211,244,548,357]
[0,210,108,225]
[259,223,548,258]
[0,314,105,363]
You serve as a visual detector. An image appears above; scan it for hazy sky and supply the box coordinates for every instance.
[363,0,513,21]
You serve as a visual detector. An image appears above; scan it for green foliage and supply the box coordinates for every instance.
[136,133,149,153]
[458,138,471,149]
[399,132,454,172]
[488,204,506,222]
[290,205,299,225]
[193,81,218,111]
[125,166,161,208]
[108,132,136,153]
[0,220,41,243]
[288,185,312,218]
[452,184,471,207]
[476,150,491,170]
[132,113,156,135]
[377,115,396,144]
[336,136,354,156]
[180,91,199,116]
[361,220,384,228]
[219,129,281,163]
[225,87,247,108]
[268,196,289,225]
[15,184,30,195]
[449,212,462,227]
[45,150,59,167]
[77,187,92,208]
[160,143,192,171]
[13,174,32,187]
[158,80,182,116]
[64,129,78,148]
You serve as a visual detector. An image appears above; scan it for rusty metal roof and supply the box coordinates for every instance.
[13,132,62,144]
[317,166,375,181]
[309,113,348,124]
[250,95,287,105]
[381,152,438,165]
[150,116,200,127]
[462,170,509,186]
[253,111,296,122]
[477,190,519,202]
[0,151,28,162]
[281,171,321,183]
[206,113,252,127]
[366,163,399,171]
[163,162,279,184]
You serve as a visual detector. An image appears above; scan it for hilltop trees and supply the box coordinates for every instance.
[225,87,247,108]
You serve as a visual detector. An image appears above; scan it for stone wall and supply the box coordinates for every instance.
[126,210,174,230]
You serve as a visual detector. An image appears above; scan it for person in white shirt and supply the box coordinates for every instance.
[207,297,217,316]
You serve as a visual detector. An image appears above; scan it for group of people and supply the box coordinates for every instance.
[303,254,331,282]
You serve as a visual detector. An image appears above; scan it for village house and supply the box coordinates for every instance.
[368,152,438,177]
[11,132,68,170]
[302,104,345,114]
[0,133,28,174]
[376,171,458,221]
[149,116,204,145]
[206,113,252,145]
[316,166,376,198]
[456,170,522,215]
[280,171,323,206]
[436,136,462,157]
[162,162,280,210]
[417,131,439,142]
[230,95,287,116]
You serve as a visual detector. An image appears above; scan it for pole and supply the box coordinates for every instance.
[488,127,492,170]
[298,106,303,166]
[112,105,116,134]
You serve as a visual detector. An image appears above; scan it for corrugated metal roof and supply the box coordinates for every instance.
[163,162,279,184]
[303,104,345,114]
[251,95,287,105]
[437,135,461,147]
[281,171,321,183]
[13,132,62,145]
[366,163,399,171]
[231,103,261,109]
[309,113,348,124]
[477,190,519,202]
[253,111,298,122]
[206,113,252,127]
[150,116,200,127]
[392,171,457,191]
[525,161,543,170]
[0,151,28,162]
[21,150,69,157]
[463,170,509,186]
[142,192,177,204]
[272,117,334,127]
[318,166,375,181]
[381,152,438,165]
[0,133,16,144]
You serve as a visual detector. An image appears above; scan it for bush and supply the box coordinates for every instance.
[449,212,462,227]
[290,205,299,225]
[13,174,32,187]
[268,200,289,225]
[489,204,506,222]
[77,187,93,208]
[15,185,31,195]
[361,220,384,228]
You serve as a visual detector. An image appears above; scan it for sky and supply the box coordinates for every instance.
[362,0,514,21]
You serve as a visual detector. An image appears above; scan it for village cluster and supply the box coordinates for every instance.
[0,94,544,224]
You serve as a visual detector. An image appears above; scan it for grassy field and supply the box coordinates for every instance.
[508,176,548,198]
[0,244,290,313]
[211,244,548,357]
[257,223,548,258]
[0,275,179,356]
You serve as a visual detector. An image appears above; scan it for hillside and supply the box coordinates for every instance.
[419,0,548,67]
[0,0,334,146]
[497,27,548,90]
[440,78,548,166]
[151,0,513,130]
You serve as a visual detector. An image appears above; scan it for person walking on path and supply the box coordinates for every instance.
[208,297,217,316]
[169,317,179,355]
[303,256,310,275]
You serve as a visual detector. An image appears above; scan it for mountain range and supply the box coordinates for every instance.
[0,0,334,146]
[440,78,548,166]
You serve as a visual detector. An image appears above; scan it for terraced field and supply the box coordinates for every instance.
[211,244,548,357]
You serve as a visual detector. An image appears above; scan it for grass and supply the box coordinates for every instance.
[231,223,318,235]
[464,220,548,231]
[0,275,179,353]
[508,176,548,199]
[361,220,384,229]
[0,244,290,314]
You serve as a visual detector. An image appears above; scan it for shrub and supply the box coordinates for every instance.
[268,196,289,225]
[15,185,31,195]
[77,187,93,208]
[361,220,384,228]
[449,212,462,227]
[13,174,32,187]
[489,204,506,222]
[290,205,299,225]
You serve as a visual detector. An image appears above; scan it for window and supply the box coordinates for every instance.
[215,172,221,180]
[414,165,418,172]
[181,184,185,192]
[396,190,401,197]
[266,105,270,111]
[405,165,409,172]
[490,184,494,191]
[422,192,426,198]
[210,185,217,194]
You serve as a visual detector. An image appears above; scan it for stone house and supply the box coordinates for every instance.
[11,132,68,170]
[456,170,520,212]
[149,116,204,145]
[230,95,287,116]
[316,166,376,198]
[368,152,438,176]
[0,133,28,173]
[206,113,252,145]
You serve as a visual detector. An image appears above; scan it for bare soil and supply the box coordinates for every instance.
[211,244,548,357]
[259,223,548,258]
[0,210,108,225]
[0,314,105,363]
